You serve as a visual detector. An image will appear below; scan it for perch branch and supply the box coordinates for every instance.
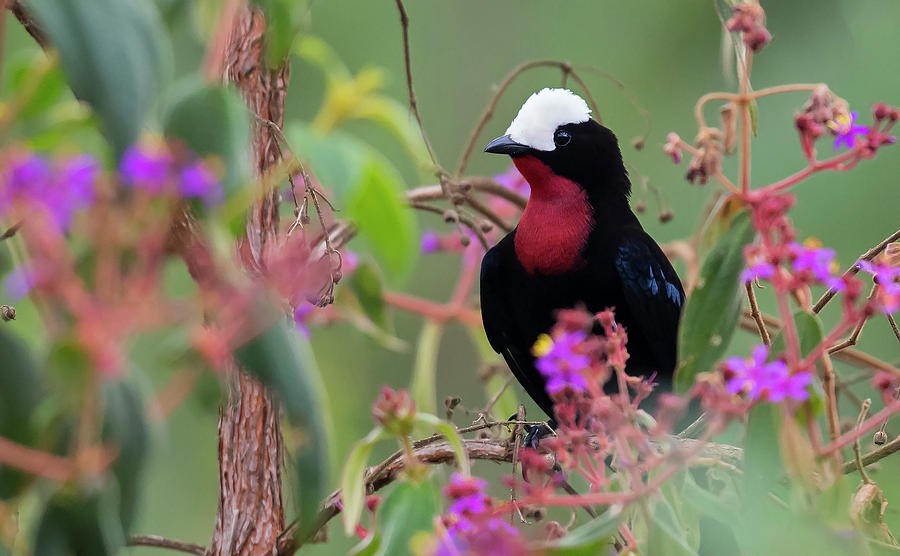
[126,535,207,556]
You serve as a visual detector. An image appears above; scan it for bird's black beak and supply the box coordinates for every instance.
[484,134,532,156]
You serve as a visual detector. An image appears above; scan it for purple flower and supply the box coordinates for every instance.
[828,111,869,150]
[859,260,900,313]
[420,232,441,254]
[790,242,844,290]
[3,266,37,300]
[533,331,591,395]
[438,473,525,556]
[723,345,811,402]
[179,161,223,205]
[46,156,98,230]
[120,145,173,192]
[741,261,775,283]
[293,303,315,337]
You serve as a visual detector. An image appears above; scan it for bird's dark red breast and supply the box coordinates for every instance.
[512,155,594,275]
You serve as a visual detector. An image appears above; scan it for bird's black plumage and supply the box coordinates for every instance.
[481,113,684,419]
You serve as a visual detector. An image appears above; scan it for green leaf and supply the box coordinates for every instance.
[676,210,755,392]
[414,413,470,477]
[5,51,66,121]
[286,125,419,280]
[341,428,384,536]
[349,532,381,556]
[101,381,148,530]
[411,320,443,418]
[645,496,700,556]
[348,157,418,280]
[0,328,45,499]
[376,479,440,556]
[349,261,392,333]
[162,81,251,198]
[28,0,169,157]
[33,488,125,556]
[235,317,333,539]
[544,506,624,555]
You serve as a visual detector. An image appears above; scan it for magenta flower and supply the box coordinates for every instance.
[420,232,441,254]
[120,145,174,192]
[533,331,591,395]
[858,260,900,313]
[178,161,223,205]
[437,473,525,556]
[723,345,811,402]
[828,111,868,150]
[293,303,315,337]
[790,242,844,290]
[741,260,775,283]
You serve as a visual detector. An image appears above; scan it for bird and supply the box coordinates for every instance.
[480,88,685,435]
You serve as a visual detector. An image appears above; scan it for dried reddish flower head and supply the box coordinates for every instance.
[725,2,772,52]
[371,386,416,436]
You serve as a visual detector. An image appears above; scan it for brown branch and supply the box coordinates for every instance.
[276,427,742,553]
[126,535,207,556]
[745,282,771,345]
[7,1,47,48]
[842,433,900,474]
[0,221,21,241]
[813,227,900,314]
[0,436,115,482]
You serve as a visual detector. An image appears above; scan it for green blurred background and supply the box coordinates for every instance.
[3,1,899,553]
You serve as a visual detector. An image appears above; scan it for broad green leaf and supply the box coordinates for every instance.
[33,488,125,556]
[662,474,701,551]
[645,496,700,556]
[676,210,755,392]
[349,261,392,333]
[0,328,45,499]
[286,125,419,280]
[101,381,148,530]
[349,532,381,556]
[341,428,384,535]
[28,0,169,157]
[681,471,740,524]
[348,157,418,280]
[235,318,333,539]
[376,479,440,556]
[4,51,66,122]
[162,82,251,198]
[411,320,442,417]
[415,413,470,477]
[544,505,624,555]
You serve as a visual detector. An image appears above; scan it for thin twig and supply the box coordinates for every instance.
[887,313,900,344]
[852,400,873,483]
[813,227,900,314]
[829,284,876,354]
[842,432,900,474]
[0,221,21,241]
[393,0,443,176]
[820,351,840,444]
[745,282,770,345]
[126,535,207,556]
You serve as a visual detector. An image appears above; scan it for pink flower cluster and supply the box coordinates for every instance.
[435,474,525,556]
[722,345,812,403]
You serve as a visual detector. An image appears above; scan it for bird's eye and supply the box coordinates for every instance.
[553,130,572,147]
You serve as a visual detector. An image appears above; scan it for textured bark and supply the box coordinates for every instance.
[210,6,290,556]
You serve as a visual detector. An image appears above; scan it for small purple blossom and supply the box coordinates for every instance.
[120,145,174,192]
[790,242,844,290]
[293,303,315,337]
[437,473,524,556]
[178,161,223,205]
[723,345,811,402]
[828,111,869,151]
[533,331,591,395]
[858,260,900,313]
[420,232,441,254]
[741,260,775,283]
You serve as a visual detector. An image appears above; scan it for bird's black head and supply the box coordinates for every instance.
[484,88,630,201]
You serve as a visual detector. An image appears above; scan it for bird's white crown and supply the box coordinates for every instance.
[505,88,591,151]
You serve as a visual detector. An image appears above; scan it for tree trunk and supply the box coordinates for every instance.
[210,6,290,556]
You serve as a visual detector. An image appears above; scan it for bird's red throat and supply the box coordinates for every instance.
[512,155,594,274]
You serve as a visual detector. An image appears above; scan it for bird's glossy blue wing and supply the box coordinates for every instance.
[614,233,685,375]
